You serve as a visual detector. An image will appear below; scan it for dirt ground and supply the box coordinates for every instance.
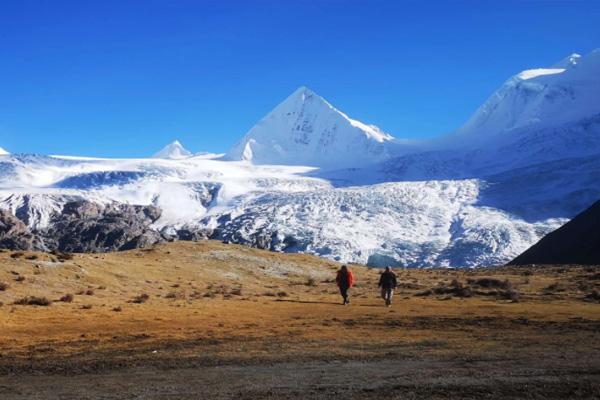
[0,241,599,399]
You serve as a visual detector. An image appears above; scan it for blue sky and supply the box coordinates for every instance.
[1,0,599,157]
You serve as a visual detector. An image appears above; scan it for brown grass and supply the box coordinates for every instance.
[0,240,598,379]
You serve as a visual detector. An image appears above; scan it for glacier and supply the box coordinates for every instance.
[0,49,599,267]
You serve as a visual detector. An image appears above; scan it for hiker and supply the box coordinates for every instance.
[336,265,354,305]
[378,266,397,307]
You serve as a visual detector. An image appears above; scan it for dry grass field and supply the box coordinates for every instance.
[0,241,599,399]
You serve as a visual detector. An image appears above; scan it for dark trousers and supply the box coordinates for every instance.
[381,287,394,305]
[339,286,349,304]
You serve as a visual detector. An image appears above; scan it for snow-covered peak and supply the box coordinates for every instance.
[225,86,398,169]
[0,147,9,156]
[447,50,600,148]
[152,140,193,159]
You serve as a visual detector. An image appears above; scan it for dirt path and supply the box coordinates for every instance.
[2,357,599,400]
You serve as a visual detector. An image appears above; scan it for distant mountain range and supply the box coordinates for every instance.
[1,49,599,267]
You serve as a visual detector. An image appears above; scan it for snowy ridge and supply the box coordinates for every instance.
[0,147,9,156]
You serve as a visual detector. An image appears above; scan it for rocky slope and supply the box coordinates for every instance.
[0,201,166,252]
[509,200,600,265]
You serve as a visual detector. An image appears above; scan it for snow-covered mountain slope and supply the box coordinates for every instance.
[226,87,413,169]
[0,153,563,267]
[206,179,563,267]
[0,50,598,267]
[446,50,599,148]
[152,140,193,159]
[0,147,9,156]
[361,49,600,184]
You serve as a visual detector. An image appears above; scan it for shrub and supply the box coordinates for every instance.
[14,275,25,282]
[497,289,520,302]
[543,282,567,293]
[131,293,150,304]
[10,252,24,259]
[584,290,600,302]
[588,273,600,281]
[112,306,122,312]
[59,294,74,302]
[25,255,38,260]
[306,277,317,287]
[85,289,94,296]
[467,278,511,290]
[81,304,93,310]
[0,282,9,291]
[276,291,289,298]
[50,250,73,261]
[230,287,243,296]
[414,289,433,297]
[14,296,52,306]
[433,280,472,298]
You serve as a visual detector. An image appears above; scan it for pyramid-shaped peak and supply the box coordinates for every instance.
[225,87,396,168]
[0,146,8,156]
[291,86,316,97]
[152,140,193,159]
[283,86,329,106]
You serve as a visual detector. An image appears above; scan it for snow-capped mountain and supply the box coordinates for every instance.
[226,87,411,169]
[0,50,598,267]
[377,49,600,183]
[450,50,599,147]
[152,140,193,159]
[0,147,9,156]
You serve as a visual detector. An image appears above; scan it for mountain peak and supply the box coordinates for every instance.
[0,147,9,156]
[291,85,315,97]
[225,87,396,168]
[152,140,193,159]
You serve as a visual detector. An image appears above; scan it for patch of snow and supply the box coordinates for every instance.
[516,68,565,80]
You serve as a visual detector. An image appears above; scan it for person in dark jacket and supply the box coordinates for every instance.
[335,265,354,305]
[378,266,397,307]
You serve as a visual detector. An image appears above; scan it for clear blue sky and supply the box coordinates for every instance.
[1,0,599,157]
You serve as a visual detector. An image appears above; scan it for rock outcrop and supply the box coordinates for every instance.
[42,201,164,252]
[0,208,39,250]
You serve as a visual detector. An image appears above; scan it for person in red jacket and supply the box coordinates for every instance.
[336,265,354,305]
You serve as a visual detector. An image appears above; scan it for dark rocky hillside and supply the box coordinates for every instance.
[509,200,600,265]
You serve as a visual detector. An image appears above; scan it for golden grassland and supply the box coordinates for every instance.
[0,241,599,399]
